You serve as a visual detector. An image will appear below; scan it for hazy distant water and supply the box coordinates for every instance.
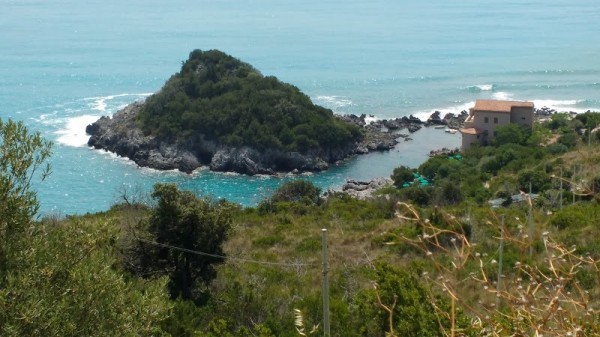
[1,0,599,214]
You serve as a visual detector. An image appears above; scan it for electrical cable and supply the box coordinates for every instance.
[135,237,314,267]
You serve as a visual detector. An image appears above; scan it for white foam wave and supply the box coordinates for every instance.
[531,99,591,113]
[55,115,100,147]
[492,91,513,100]
[465,84,494,92]
[93,149,193,177]
[31,111,59,124]
[411,101,474,122]
[83,93,153,113]
[408,97,594,120]
[364,114,379,125]
[313,95,354,112]
[93,149,177,175]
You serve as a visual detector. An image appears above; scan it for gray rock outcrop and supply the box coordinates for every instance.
[340,177,393,199]
[86,102,401,175]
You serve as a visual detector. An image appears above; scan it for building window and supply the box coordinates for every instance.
[484,117,489,123]
[493,131,497,137]
[493,117,498,124]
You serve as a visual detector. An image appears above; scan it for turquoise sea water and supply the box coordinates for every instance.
[1,0,599,214]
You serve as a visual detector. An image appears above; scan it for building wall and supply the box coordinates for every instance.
[472,111,511,142]
[510,106,534,128]
[461,133,480,149]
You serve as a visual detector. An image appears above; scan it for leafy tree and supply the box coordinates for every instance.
[0,219,171,337]
[0,119,52,283]
[0,120,170,336]
[127,183,233,303]
[574,111,600,129]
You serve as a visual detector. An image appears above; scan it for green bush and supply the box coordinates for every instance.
[547,142,568,154]
[546,114,570,130]
[493,123,531,146]
[391,165,414,187]
[351,262,468,337]
[558,131,578,148]
[267,180,322,205]
[551,203,600,230]
[253,235,286,248]
[517,169,551,193]
[399,185,435,206]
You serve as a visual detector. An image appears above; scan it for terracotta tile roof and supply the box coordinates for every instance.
[460,127,484,135]
[473,100,534,113]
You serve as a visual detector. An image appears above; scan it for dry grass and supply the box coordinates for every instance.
[388,202,600,337]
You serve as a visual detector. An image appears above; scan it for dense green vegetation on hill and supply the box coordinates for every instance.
[390,112,600,208]
[138,50,363,152]
[2,112,600,336]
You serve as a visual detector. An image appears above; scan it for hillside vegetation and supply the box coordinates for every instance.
[3,112,600,336]
[138,50,362,153]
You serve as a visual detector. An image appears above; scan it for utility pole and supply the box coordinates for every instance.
[496,215,504,309]
[528,182,533,257]
[321,229,330,337]
[573,165,577,205]
[467,206,472,229]
[559,166,563,209]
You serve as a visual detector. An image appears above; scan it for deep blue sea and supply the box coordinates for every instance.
[1,0,599,215]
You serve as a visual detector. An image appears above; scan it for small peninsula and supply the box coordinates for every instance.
[86,50,402,174]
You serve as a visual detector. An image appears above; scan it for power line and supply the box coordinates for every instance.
[135,237,314,267]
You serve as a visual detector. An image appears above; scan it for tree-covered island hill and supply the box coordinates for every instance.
[87,49,420,175]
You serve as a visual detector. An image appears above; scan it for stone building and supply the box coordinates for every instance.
[460,100,534,149]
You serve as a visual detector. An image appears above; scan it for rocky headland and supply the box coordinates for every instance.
[86,102,404,175]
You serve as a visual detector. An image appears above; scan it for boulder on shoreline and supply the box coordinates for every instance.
[425,110,468,129]
[338,177,393,200]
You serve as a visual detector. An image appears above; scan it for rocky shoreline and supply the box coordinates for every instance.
[86,101,467,176]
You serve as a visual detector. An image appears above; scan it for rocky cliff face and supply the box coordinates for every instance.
[86,102,399,175]
[87,102,202,173]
